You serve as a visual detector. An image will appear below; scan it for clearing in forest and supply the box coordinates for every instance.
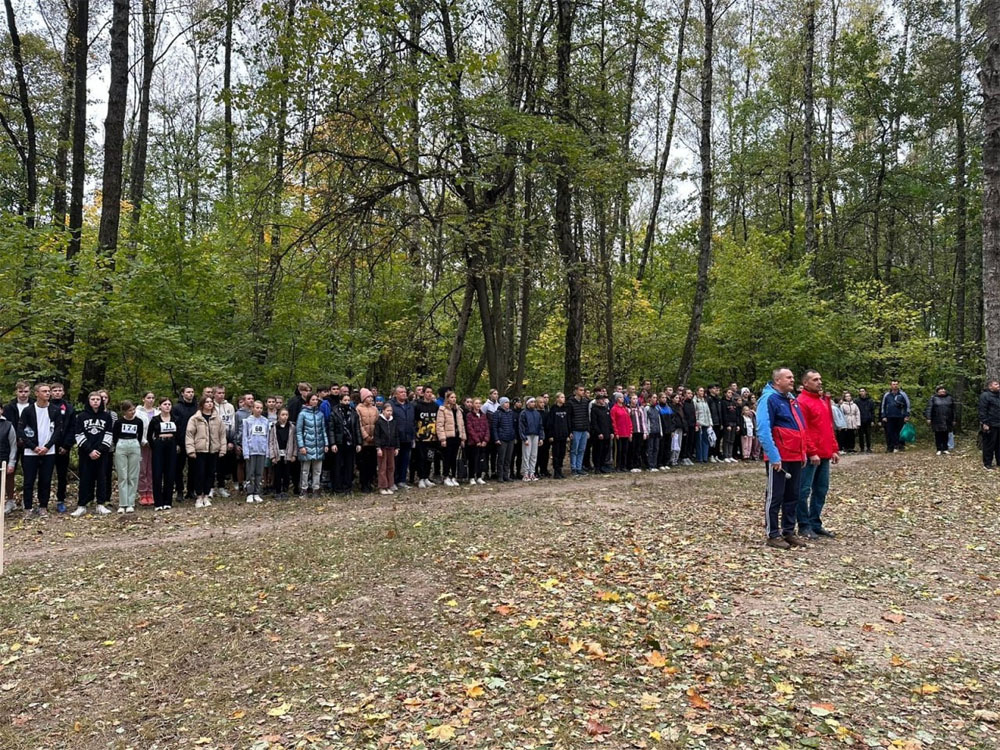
[0,448,998,749]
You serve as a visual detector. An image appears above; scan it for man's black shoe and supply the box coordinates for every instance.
[799,529,819,540]
[814,527,836,538]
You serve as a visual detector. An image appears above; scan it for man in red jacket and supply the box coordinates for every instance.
[797,370,840,539]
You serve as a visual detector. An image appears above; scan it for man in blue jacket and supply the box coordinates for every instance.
[391,386,416,488]
[756,368,809,550]
[879,380,911,453]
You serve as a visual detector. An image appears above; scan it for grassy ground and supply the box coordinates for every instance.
[1,446,998,749]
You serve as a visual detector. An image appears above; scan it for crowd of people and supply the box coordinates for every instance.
[1,375,998,546]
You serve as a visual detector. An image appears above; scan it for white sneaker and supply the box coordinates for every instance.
[255,495,264,503]
[426,478,437,486]
[379,489,388,495]
[662,465,670,470]
[391,484,398,491]
[118,507,126,514]
[4,499,15,514]
[477,477,486,485]
[70,506,87,518]
[649,467,659,472]
[216,487,230,498]
[203,497,212,507]
[95,504,112,515]
[936,450,942,456]
[125,506,135,513]
[195,497,204,508]
[631,468,641,473]
[397,482,409,489]
[944,450,951,455]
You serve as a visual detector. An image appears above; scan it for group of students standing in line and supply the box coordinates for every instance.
[2,375,999,517]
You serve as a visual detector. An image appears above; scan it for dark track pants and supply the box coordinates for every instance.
[764,460,801,539]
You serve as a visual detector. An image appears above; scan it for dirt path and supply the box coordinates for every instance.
[2,453,885,565]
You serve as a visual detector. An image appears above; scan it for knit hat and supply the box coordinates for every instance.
[360,388,373,402]
[499,396,510,406]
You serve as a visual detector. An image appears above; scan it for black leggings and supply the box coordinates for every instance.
[443,437,461,478]
[151,439,178,506]
[466,443,483,479]
[273,457,293,493]
[193,452,217,496]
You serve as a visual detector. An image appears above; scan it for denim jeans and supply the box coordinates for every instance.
[570,430,589,471]
[798,458,830,532]
[696,429,711,462]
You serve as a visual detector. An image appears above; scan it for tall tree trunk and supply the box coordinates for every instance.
[816,0,838,283]
[513,173,535,397]
[128,0,157,239]
[3,0,38,228]
[677,0,714,384]
[616,1,642,266]
[406,0,423,262]
[96,0,129,266]
[444,279,476,388]
[638,0,689,281]
[953,0,968,425]
[223,0,234,201]
[802,0,817,259]
[81,0,129,395]
[981,0,1000,380]
[555,0,582,393]
[66,0,87,258]
[598,194,614,385]
[52,6,76,227]
[55,0,84,386]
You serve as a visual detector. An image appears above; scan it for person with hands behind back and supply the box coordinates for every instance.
[795,371,840,540]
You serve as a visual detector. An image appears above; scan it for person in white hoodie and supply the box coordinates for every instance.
[241,400,270,503]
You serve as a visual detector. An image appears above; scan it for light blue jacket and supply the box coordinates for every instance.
[242,415,271,457]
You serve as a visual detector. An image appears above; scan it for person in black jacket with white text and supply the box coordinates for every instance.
[17,383,64,517]
[544,393,571,479]
[72,392,114,517]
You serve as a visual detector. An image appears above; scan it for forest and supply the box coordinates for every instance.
[2,0,1000,422]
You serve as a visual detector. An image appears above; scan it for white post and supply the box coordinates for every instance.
[0,461,6,575]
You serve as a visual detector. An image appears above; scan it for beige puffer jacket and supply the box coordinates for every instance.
[185,411,228,456]
[435,405,466,441]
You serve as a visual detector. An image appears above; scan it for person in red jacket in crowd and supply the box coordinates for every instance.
[610,393,633,473]
[796,369,840,540]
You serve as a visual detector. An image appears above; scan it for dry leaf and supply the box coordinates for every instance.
[585,717,612,736]
[687,688,710,710]
[646,650,667,668]
[267,702,292,716]
[426,724,456,742]
[809,702,835,717]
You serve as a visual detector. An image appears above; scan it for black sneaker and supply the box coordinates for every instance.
[814,527,836,538]
[799,528,819,540]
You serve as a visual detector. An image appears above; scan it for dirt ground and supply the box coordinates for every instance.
[1,446,998,749]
